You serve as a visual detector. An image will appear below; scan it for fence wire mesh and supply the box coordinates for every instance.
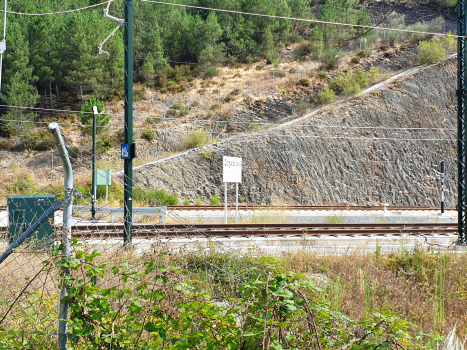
[0,124,415,349]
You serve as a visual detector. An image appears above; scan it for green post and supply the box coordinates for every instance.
[124,0,133,245]
[91,106,97,220]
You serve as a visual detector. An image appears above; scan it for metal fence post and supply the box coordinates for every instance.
[48,122,74,350]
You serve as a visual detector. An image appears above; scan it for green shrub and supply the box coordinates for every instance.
[141,129,156,141]
[201,148,213,159]
[0,139,14,150]
[294,48,303,60]
[295,99,309,116]
[210,194,221,205]
[315,86,336,105]
[299,78,310,86]
[160,87,169,94]
[186,130,212,149]
[206,66,219,77]
[439,32,457,52]
[343,83,362,96]
[266,50,282,67]
[224,95,234,103]
[24,130,54,151]
[231,88,243,95]
[133,187,179,205]
[322,45,338,68]
[329,69,369,96]
[418,40,447,65]
[133,87,147,102]
[96,133,114,153]
[318,70,328,79]
[357,49,370,58]
[167,81,182,93]
[271,70,285,77]
[367,67,380,84]
[351,56,361,64]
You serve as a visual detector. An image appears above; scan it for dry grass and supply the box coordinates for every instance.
[278,246,467,339]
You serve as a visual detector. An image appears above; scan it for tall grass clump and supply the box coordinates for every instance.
[184,130,214,149]
[278,246,467,340]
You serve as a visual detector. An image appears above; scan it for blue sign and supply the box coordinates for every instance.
[121,144,130,159]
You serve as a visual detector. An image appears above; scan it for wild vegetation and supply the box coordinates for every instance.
[0,240,451,349]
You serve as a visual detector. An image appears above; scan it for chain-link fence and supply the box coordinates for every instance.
[0,122,422,349]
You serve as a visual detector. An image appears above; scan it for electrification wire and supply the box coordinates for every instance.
[340,0,403,42]
[138,0,463,38]
[0,106,457,132]
[0,0,111,16]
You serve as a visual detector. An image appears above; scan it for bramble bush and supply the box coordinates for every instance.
[0,240,435,349]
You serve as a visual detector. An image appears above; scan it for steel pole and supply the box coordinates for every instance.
[91,106,97,220]
[48,122,74,350]
[225,182,227,224]
[236,182,238,223]
[441,160,445,214]
[458,0,467,244]
[0,0,7,97]
[124,0,134,245]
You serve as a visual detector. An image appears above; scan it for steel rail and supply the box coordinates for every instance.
[167,205,457,211]
[69,222,456,232]
[71,228,458,239]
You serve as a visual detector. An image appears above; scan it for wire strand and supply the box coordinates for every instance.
[0,0,111,16]
[138,0,464,38]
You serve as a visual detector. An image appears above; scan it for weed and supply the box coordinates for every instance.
[326,214,344,223]
[200,148,214,159]
[195,198,202,205]
[133,187,179,205]
[185,130,213,149]
[206,66,219,77]
[224,95,234,103]
[256,64,265,70]
[211,103,222,110]
[210,194,221,205]
[231,88,243,95]
[183,199,191,205]
[371,91,378,96]
[266,50,282,67]
[318,70,328,79]
[315,86,336,105]
[299,78,310,86]
[141,129,156,141]
[294,48,303,60]
[351,56,361,64]
[280,88,286,94]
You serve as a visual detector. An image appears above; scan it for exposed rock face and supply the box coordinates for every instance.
[130,58,457,206]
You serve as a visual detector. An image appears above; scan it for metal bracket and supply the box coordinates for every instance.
[99,0,124,55]
[0,40,6,54]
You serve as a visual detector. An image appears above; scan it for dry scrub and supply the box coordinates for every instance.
[279,245,467,339]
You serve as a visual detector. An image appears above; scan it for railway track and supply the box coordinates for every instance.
[167,205,456,211]
[68,222,458,239]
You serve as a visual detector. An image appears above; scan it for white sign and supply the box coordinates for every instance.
[223,156,242,183]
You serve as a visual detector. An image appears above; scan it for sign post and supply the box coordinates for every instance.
[223,156,242,224]
[97,169,112,202]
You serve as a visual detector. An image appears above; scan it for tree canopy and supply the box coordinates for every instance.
[0,0,369,110]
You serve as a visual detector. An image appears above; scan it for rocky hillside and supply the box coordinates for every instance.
[125,58,457,206]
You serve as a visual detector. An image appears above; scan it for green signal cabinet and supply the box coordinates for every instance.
[7,195,56,244]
